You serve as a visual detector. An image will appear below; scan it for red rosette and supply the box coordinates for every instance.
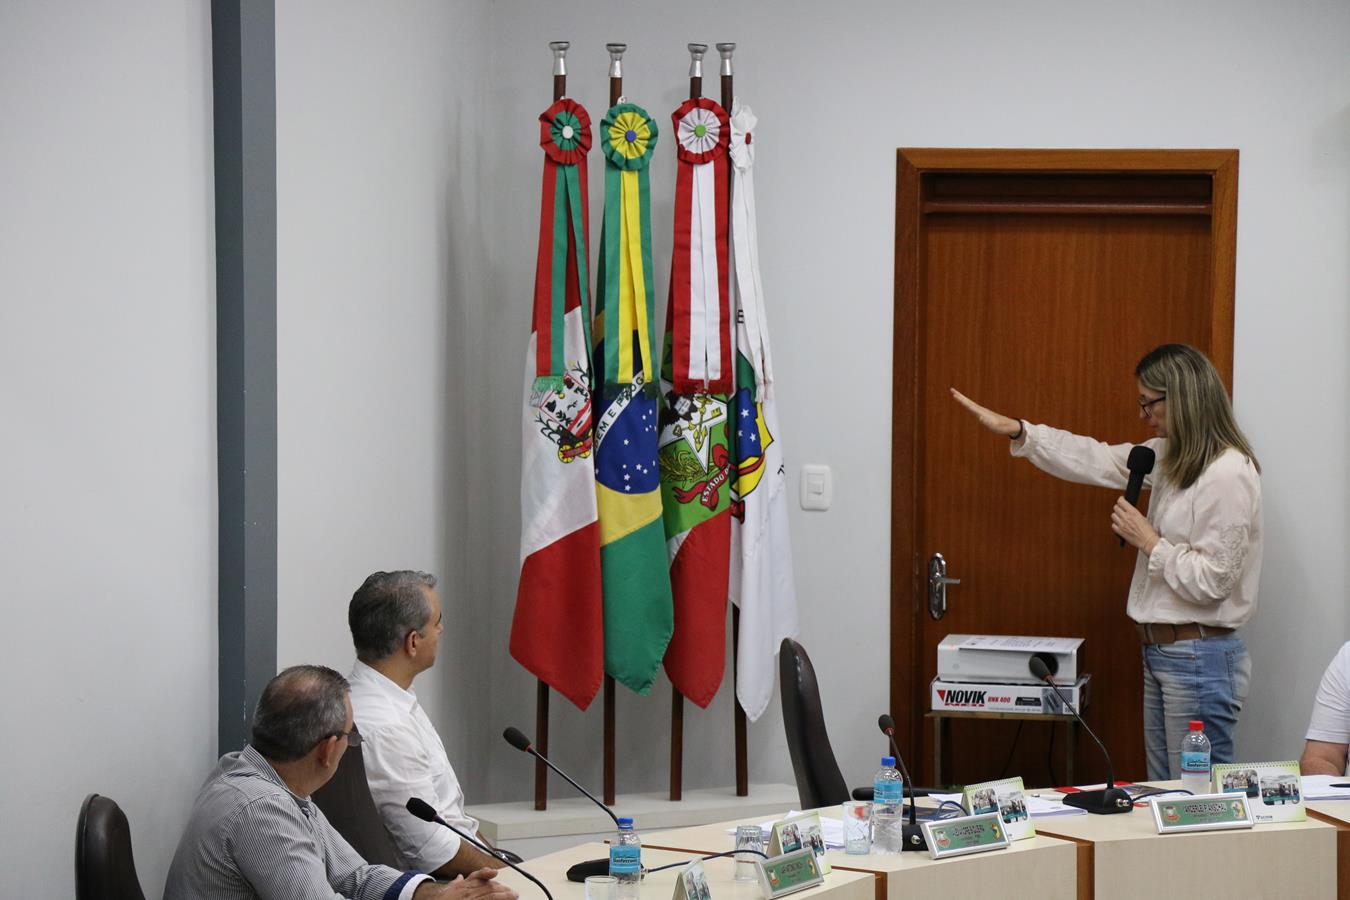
[671,97,729,166]
[539,98,591,166]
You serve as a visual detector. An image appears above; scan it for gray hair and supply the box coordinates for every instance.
[348,570,437,663]
[250,665,349,762]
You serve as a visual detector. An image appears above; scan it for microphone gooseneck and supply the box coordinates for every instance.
[876,713,927,849]
[405,798,555,900]
[501,726,621,827]
[1027,660,1131,814]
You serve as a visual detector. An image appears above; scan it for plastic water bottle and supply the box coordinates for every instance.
[1180,720,1212,795]
[871,756,905,853]
[610,817,642,900]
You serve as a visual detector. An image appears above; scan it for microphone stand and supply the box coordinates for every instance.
[406,799,554,900]
[878,716,927,851]
[1029,661,1131,814]
[504,728,621,826]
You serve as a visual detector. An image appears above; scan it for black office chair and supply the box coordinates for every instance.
[312,742,404,868]
[779,638,936,809]
[75,794,146,900]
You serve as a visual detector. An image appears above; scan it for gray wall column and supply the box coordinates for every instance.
[212,0,278,755]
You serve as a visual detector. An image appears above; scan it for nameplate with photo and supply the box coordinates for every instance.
[962,776,1036,841]
[768,811,831,874]
[921,812,1010,860]
[755,849,823,900]
[1150,793,1256,834]
[674,860,712,900]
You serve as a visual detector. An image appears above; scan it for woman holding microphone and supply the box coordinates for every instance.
[952,343,1261,780]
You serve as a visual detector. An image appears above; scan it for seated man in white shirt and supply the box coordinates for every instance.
[1300,641,1350,776]
[348,570,506,878]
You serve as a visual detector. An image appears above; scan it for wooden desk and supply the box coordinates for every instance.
[1036,788,1337,899]
[1305,799,1350,899]
[496,842,876,900]
[642,814,1079,900]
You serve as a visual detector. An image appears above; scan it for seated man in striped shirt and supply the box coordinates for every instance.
[164,665,518,900]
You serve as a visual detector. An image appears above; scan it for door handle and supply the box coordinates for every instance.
[928,553,961,620]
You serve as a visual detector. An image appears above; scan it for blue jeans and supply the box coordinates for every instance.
[1142,634,1251,780]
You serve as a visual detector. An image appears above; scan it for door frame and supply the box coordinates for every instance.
[889,148,1239,775]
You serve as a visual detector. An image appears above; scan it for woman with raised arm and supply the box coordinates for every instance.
[952,343,1262,781]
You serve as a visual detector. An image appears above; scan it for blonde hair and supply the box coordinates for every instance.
[1135,344,1259,489]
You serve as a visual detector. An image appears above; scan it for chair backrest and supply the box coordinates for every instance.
[76,794,146,900]
[311,742,403,868]
[779,638,851,809]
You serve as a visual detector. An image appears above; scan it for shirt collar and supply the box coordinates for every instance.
[238,744,312,809]
[352,658,420,713]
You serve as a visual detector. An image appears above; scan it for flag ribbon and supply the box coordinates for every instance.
[599,103,659,393]
[728,100,774,397]
[670,98,732,395]
[533,99,593,392]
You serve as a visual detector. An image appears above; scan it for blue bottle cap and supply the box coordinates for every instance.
[882,756,896,767]
[618,816,634,828]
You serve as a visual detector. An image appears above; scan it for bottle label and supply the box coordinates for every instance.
[1180,751,1210,775]
[610,844,641,875]
[873,779,903,804]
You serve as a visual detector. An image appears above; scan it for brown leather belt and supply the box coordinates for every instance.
[1135,623,1235,644]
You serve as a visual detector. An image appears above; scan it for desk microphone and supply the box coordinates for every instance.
[1120,446,1156,546]
[877,714,928,852]
[502,726,619,880]
[405,798,553,900]
[1027,658,1131,814]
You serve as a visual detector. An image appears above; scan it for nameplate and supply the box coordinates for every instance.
[1211,760,1306,824]
[1150,793,1255,833]
[755,849,824,900]
[921,812,1010,860]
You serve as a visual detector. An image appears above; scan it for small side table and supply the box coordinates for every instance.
[926,710,1078,787]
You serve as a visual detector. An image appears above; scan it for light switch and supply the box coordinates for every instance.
[799,464,832,511]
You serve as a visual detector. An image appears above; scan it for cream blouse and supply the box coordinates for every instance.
[1011,422,1262,628]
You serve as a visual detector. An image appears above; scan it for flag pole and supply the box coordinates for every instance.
[667,40,709,804]
[717,40,750,798]
[531,39,572,812]
[602,40,626,810]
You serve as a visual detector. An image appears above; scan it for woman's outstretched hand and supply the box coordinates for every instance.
[950,388,1022,438]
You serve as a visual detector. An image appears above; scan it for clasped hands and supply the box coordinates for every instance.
[419,868,519,900]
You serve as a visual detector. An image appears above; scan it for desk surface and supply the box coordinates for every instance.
[496,843,875,900]
[1034,784,1337,900]
[642,814,1079,900]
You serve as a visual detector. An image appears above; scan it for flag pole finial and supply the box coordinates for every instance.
[716,43,735,77]
[607,43,627,78]
[549,42,569,77]
[687,43,708,79]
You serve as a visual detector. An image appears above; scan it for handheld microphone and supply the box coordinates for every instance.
[1027,658,1130,814]
[405,798,553,900]
[877,714,927,851]
[1120,446,1156,546]
[502,727,619,880]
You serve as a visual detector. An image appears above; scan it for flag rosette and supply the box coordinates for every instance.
[539,98,592,166]
[601,103,658,171]
[728,103,756,171]
[673,97,730,166]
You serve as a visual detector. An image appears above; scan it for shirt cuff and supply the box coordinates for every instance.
[1147,538,1172,575]
[389,872,432,900]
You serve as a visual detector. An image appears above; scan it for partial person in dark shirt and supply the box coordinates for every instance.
[163,665,519,900]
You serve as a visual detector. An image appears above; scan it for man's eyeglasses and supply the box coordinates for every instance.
[1138,395,1167,413]
[331,726,362,747]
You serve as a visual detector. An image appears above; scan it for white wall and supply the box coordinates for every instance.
[0,3,218,898]
[461,0,1350,795]
[275,0,491,755]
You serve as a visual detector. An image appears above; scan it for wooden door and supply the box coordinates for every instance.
[891,149,1238,786]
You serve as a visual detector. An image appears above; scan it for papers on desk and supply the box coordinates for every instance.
[1301,774,1350,800]
[930,792,1086,817]
[725,812,846,849]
